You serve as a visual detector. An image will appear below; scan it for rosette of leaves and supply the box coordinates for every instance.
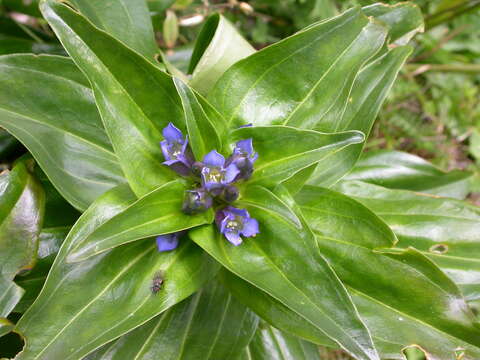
[1,1,480,359]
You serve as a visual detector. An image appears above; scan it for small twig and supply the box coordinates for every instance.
[406,63,480,76]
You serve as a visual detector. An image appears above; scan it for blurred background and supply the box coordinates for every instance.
[0,1,479,358]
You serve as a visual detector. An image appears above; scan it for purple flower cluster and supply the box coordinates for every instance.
[156,123,260,251]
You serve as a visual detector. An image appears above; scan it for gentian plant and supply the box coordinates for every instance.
[1,1,480,360]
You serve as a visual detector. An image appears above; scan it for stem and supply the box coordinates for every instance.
[426,0,480,29]
[406,63,480,75]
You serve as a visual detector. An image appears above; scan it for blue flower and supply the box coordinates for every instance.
[160,123,192,176]
[156,232,182,252]
[227,139,258,180]
[201,150,240,194]
[182,188,213,215]
[216,206,259,246]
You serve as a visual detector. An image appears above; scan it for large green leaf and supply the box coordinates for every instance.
[0,159,44,279]
[173,78,221,159]
[221,269,336,348]
[342,150,472,199]
[0,159,44,335]
[190,185,378,360]
[14,226,70,313]
[296,185,480,358]
[209,7,387,131]
[67,180,214,262]
[41,0,185,197]
[240,322,322,360]
[229,126,364,187]
[336,180,480,301]
[85,279,258,360]
[15,184,217,360]
[69,0,158,60]
[362,2,424,45]
[0,54,125,211]
[188,14,255,96]
[307,46,413,187]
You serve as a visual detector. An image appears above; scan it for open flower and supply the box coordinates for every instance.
[227,139,258,180]
[156,232,183,252]
[201,150,240,194]
[160,123,192,176]
[216,206,259,246]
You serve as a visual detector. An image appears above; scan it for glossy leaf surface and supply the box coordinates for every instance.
[307,46,412,186]
[41,0,184,197]
[209,7,387,131]
[0,160,44,335]
[70,0,158,60]
[0,160,44,278]
[190,185,378,360]
[67,180,214,262]
[229,126,364,187]
[0,54,125,211]
[189,14,255,96]
[86,279,258,360]
[15,184,217,360]
[240,323,322,360]
[362,2,424,45]
[174,78,221,159]
[336,180,480,301]
[343,150,472,199]
[221,269,336,348]
[297,185,480,358]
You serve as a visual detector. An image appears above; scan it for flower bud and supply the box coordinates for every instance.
[182,188,213,215]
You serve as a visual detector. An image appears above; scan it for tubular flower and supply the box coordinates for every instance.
[216,206,259,246]
[227,139,258,180]
[160,122,192,176]
[200,150,240,194]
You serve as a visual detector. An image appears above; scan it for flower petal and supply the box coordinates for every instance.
[224,164,240,183]
[156,233,179,252]
[224,231,243,246]
[235,138,254,156]
[242,218,259,237]
[162,122,184,143]
[203,150,225,167]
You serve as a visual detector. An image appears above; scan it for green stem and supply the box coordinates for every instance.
[406,63,480,74]
[426,0,480,29]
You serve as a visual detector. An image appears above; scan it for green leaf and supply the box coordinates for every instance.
[0,159,44,334]
[229,126,364,187]
[363,2,424,45]
[69,0,158,60]
[190,185,379,360]
[336,180,480,301]
[0,159,44,278]
[342,150,472,199]
[307,46,413,187]
[296,185,480,358]
[85,279,258,360]
[41,0,185,197]
[14,226,70,313]
[67,180,214,262]
[173,78,221,159]
[189,14,255,96]
[209,7,387,131]
[221,269,336,348]
[15,184,217,360]
[240,322,322,360]
[0,54,125,211]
